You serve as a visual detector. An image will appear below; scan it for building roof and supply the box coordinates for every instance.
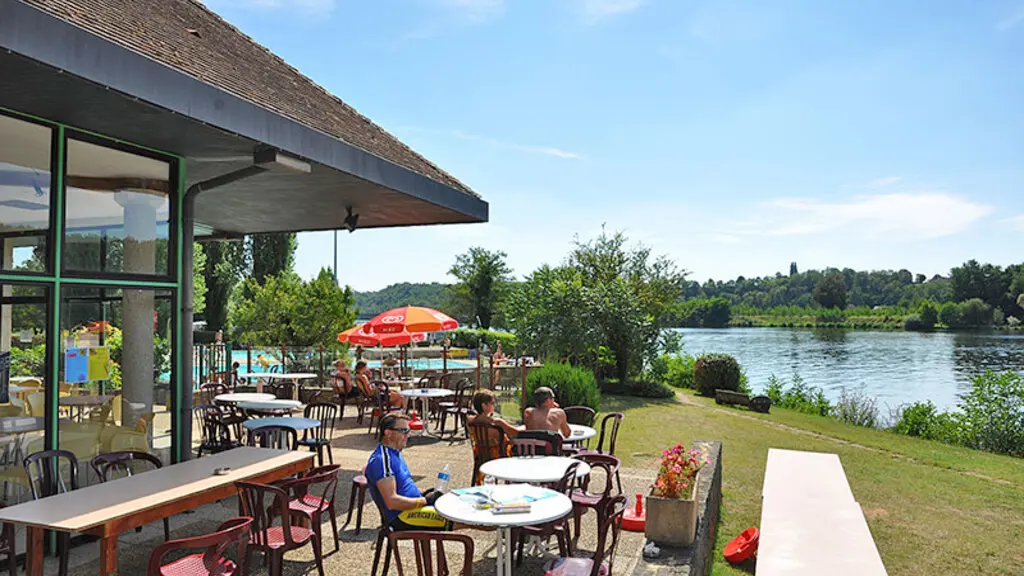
[21,0,477,198]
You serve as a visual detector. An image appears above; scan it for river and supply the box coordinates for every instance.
[676,328,1024,411]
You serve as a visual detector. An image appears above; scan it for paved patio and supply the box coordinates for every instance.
[52,406,655,575]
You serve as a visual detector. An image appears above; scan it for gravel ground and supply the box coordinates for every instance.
[54,411,654,575]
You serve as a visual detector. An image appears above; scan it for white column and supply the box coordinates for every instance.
[1,241,12,353]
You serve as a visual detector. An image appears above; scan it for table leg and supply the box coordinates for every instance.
[256,378,263,394]
[291,378,299,401]
[25,526,43,576]
[495,527,505,576]
[501,527,513,576]
[100,533,118,575]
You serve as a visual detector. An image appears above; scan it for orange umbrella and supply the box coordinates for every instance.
[337,324,427,347]
[362,306,459,334]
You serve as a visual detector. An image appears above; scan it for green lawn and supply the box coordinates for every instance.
[602,391,1024,576]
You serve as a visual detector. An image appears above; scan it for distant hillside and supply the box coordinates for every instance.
[354,282,451,316]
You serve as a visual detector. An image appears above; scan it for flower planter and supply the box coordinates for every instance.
[645,471,700,547]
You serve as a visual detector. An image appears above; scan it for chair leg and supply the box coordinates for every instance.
[244,544,254,576]
[371,530,385,576]
[311,532,325,576]
[616,469,623,494]
[344,483,358,529]
[163,517,171,541]
[573,507,583,548]
[6,549,14,576]
[328,501,340,552]
[269,550,282,576]
[439,412,448,436]
[515,530,525,566]
[382,539,392,576]
[355,486,366,533]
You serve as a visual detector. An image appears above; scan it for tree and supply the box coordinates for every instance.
[918,300,938,328]
[939,302,962,328]
[248,233,297,285]
[812,273,847,310]
[789,262,798,276]
[951,259,1008,311]
[201,240,247,332]
[192,242,207,316]
[447,247,513,329]
[1018,293,1024,310]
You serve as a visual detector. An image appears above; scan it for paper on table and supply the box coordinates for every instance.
[452,485,556,505]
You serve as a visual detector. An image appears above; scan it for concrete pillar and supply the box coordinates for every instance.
[1,242,11,354]
[115,192,162,429]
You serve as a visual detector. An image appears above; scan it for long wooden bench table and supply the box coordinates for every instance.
[757,448,887,576]
[0,447,314,575]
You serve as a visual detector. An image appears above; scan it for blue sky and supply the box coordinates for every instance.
[203,0,1024,292]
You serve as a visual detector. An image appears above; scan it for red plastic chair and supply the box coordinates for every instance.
[544,495,626,576]
[147,517,252,576]
[388,531,475,576]
[343,473,369,534]
[236,481,324,576]
[514,461,579,566]
[279,464,341,554]
[577,412,624,492]
[570,453,621,548]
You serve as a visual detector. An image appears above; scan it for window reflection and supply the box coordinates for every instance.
[0,115,52,273]
[64,138,171,277]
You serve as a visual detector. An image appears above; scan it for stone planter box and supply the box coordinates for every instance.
[645,472,701,547]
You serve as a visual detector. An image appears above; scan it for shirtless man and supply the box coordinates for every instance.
[523,386,571,438]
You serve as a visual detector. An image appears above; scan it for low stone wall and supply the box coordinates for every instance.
[631,440,723,576]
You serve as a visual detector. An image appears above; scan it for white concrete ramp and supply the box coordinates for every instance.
[757,448,887,576]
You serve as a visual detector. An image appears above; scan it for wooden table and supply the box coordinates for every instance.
[0,447,314,576]
[58,395,113,421]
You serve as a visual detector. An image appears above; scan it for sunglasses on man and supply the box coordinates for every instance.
[388,427,411,435]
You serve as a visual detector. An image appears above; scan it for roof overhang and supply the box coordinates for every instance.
[0,0,488,234]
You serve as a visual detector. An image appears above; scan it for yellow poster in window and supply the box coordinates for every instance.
[87,347,111,381]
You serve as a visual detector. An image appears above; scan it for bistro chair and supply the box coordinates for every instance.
[570,453,621,549]
[146,517,252,576]
[0,502,16,576]
[236,481,324,576]
[199,382,229,406]
[246,425,298,451]
[367,382,399,435]
[564,406,596,427]
[467,420,509,486]
[578,412,624,492]
[514,430,564,456]
[514,460,579,566]
[24,449,80,576]
[298,401,339,466]
[369,490,395,576]
[544,495,627,576]
[343,472,370,534]
[91,451,171,540]
[389,531,475,576]
[438,379,473,438]
[279,464,342,554]
[194,405,242,457]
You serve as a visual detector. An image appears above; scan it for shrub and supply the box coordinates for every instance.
[630,379,675,399]
[523,362,600,412]
[450,328,518,351]
[1008,316,1021,327]
[903,314,928,331]
[958,298,992,327]
[832,389,879,428]
[939,302,962,328]
[956,371,1024,456]
[645,353,697,389]
[10,344,45,377]
[890,401,960,443]
[918,301,939,327]
[764,374,832,416]
[693,353,742,396]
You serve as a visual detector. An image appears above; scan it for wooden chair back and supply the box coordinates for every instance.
[467,421,507,485]
[572,453,621,497]
[595,412,624,455]
[389,531,475,576]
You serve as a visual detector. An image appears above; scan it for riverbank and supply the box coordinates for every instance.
[604,391,1024,575]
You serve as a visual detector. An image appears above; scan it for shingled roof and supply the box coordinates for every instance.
[21,0,477,198]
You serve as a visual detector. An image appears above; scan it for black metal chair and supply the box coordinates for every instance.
[24,450,79,576]
[298,402,339,466]
[194,404,242,456]
[246,425,299,450]
[438,379,473,438]
[91,451,171,540]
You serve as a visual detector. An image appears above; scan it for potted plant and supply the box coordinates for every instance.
[645,443,709,547]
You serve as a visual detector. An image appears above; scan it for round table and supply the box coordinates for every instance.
[398,388,453,437]
[235,373,318,399]
[58,395,112,421]
[564,424,597,443]
[242,417,320,431]
[480,456,591,484]
[236,399,303,416]
[435,486,572,576]
[214,393,275,404]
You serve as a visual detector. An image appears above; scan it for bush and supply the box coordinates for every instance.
[832,389,879,428]
[903,314,928,331]
[958,298,992,327]
[450,328,518,351]
[645,353,696,389]
[939,302,961,328]
[918,301,939,327]
[890,401,960,443]
[523,362,600,412]
[764,374,832,416]
[10,344,45,376]
[957,371,1024,456]
[693,353,742,396]
[630,379,675,398]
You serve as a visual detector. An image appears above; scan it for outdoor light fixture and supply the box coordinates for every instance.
[253,147,312,173]
[343,206,359,233]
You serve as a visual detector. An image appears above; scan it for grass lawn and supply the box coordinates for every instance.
[601,391,1024,576]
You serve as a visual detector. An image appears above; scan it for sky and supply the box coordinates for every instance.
[202,0,1024,292]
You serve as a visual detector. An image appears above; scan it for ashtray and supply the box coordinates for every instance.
[573,430,584,436]
[213,467,232,476]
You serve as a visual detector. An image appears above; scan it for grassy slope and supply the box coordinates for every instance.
[602,392,1024,576]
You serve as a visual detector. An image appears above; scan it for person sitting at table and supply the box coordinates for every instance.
[330,360,360,398]
[523,386,571,438]
[355,360,403,408]
[468,389,521,438]
[366,412,450,532]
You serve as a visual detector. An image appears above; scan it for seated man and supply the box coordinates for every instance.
[330,360,360,398]
[365,413,450,532]
[468,389,521,438]
[523,386,572,438]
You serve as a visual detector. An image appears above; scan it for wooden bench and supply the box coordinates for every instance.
[715,390,772,413]
[757,448,887,575]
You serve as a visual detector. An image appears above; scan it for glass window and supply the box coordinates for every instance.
[59,286,174,468]
[64,138,173,277]
[0,114,52,273]
[0,282,49,503]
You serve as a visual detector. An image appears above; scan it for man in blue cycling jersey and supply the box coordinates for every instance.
[365,412,451,531]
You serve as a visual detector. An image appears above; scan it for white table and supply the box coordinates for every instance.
[236,399,303,415]
[435,485,572,576]
[235,372,317,399]
[214,393,275,404]
[480,456,591,484]
[398,388,453,437]
[243,417,320,431]
[564,424,597,443]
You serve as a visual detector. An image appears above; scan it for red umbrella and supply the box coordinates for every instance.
[337,324,427,347]
[362,306,459,335]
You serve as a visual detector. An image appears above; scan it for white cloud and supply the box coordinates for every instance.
[574,0,646,25]
[996,6,1024,31]
[1005,214,1024,231]
[398,127,584,159]
[728,192,993,241]
[436,0,506,23]
[866,176,902,188]
[201,0,335,16]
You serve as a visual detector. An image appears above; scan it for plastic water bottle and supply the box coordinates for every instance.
[436,463,451,493]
